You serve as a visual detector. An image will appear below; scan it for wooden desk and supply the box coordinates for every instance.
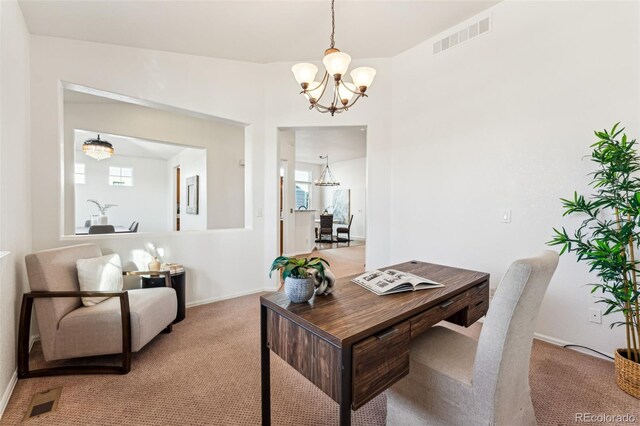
[260,261,489,426]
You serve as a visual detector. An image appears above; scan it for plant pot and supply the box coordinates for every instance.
[615,349,640,399]
[284,277,314,303]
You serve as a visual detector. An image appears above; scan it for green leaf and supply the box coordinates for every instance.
[549,122,640,348]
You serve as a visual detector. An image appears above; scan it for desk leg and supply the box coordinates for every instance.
[261,305,271,426]
[339,344,352,426]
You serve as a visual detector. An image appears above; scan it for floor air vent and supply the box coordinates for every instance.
[433,16,491,54]
[24,387,61,421]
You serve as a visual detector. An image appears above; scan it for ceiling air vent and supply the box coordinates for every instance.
[433,16,491,55]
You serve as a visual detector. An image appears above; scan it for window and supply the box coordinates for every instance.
[75,163,85,184]
[295,170,312,209]
[109,167,134,186]
[295,183,311,209]
[295,170,311,182]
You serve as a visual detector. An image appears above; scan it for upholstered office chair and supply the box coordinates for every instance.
[19,244,177,378]
[129,221,139,233]
[88,225,115,234]
[387,251,559,426]
[319,214,334,242]
[336,214,354,242]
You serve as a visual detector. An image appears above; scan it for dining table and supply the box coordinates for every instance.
[75,226,132,235]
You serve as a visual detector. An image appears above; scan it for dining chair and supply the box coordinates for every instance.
[319,214,334,242]
[387,250,559,426]
[84,220,91,227]
[88,225,115,234]
[336,214,354,242]
[129,221,139,233]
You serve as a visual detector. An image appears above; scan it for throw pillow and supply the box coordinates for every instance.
[76,254,124,306]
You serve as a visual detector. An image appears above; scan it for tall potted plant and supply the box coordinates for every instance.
[549,123,640,398]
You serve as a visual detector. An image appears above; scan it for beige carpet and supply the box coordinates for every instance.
[1,293,386,426]
[2,253,638,424]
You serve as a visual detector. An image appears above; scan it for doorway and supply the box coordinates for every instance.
[277,126,367,270]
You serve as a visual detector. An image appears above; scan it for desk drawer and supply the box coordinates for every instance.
[410,290,469,339]
[467,281,489,325]
[352,321,410,409]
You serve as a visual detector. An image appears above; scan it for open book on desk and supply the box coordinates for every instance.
[352,269,444,295]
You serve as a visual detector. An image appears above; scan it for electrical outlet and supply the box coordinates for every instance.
[589,308,602,324]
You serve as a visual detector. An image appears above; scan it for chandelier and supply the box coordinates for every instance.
[315,155,340,186]
[82,134,114,161]
[291,0,376,116]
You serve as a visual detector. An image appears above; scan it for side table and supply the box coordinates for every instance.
[140,270,186,324]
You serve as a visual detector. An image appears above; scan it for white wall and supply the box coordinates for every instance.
[293,211,315,255]
[390,1,640,356]
[321,157,366,239]
[168,147,208,231]
[75,153,170,232]
[63,101,244,233]
[0,0,31,416]
[30,36,266,309]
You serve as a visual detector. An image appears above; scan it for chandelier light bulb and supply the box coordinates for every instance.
[323,51,351,78]
[291,63,318,86]
[350,67,376,91]
[338,82,356,104]
[307,81,325,102]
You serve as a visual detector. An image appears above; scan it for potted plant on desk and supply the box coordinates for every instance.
[549,123,640,399]
[269,256,329,303]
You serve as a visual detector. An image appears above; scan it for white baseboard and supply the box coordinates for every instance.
[0,334,44,419]
[533,332,613,362]
[186,287,268,308]
[533,332,571,347]
[0,371,17,420]
[475,319,611,362]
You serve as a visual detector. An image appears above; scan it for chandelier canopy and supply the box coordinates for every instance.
[291,0,376,116]
[314,155,340,186]
[82,134,114,161]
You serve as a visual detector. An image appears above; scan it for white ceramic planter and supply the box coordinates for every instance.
[284,277,315,303]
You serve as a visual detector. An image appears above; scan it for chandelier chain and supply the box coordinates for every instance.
[329,0,335,48]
